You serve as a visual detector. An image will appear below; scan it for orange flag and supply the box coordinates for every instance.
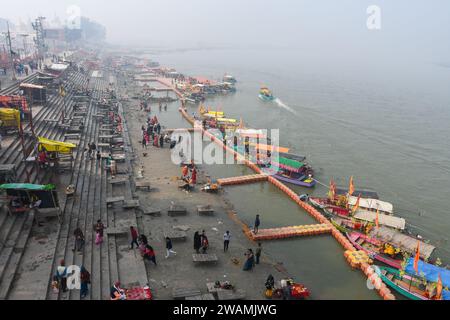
[436,273,443,300]
[375,208,380,228]
[351,194,361,214]
[348,176,355,196]
[413,241,420,274]
[328,179,336,200]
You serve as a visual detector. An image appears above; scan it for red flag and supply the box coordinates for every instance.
[436,273,443,300]
[413,241,420,274]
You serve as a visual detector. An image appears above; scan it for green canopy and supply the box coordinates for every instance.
[278,157,304,170]
[0,183,55,191]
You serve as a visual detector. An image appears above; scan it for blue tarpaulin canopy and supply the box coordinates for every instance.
[405,258,450,289]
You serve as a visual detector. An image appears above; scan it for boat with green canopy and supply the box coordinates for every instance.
[263,156,316,188]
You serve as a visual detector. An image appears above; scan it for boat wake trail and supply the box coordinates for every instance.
[274,98,298,115]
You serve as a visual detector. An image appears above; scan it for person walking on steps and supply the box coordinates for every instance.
[73,227,85,252]
[130,226,139,249]
[56,259,68,292]
[80,266,91,299]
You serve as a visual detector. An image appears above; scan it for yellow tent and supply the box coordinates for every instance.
[38,137,76,154]
[0,108,21,128]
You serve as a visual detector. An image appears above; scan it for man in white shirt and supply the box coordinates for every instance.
[223,231,231,253]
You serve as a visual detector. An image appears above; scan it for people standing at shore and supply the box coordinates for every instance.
[165,237,177,258]
[255,243,262,265]
[254,215,261,234]
[80,266,91,299]
[194,231,202,253]
[159,134,164,148]
[223,231,231,252]
[130,226,139,249]
[243,249,255,271]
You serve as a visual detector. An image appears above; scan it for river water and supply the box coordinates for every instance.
[136,47,450,299]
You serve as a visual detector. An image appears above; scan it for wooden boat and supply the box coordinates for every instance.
[259,87,275,101]
[335,188,379,199]
[375,262,450,300]
[266,157,316,188]
[374,266,429,300]
[346,231,403,269]
[309,196,405,230]
[330,217,366,233]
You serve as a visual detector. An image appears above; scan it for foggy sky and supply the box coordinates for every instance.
[2,0,450,64]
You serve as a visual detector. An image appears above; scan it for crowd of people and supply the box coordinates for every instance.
[141,115,166,149]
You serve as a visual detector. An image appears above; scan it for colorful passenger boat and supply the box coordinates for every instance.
[374,259,450,300]
[264,156,316,188]
[330,217,366,233]
[259,87,275,101]
[346,231,403,269]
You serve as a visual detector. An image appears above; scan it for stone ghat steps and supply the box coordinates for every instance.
[46,75,105,300]
[0,70,89,300]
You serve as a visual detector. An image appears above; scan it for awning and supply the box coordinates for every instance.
[0,183,55,191]
[272,157,304,172]
[38,137,76,154]
[49,63,69,71]
[370,226,435,259]
[0,108,21,127]
[348,196,393,214]
[353,210,406,230]
[19,83,45,90]
[405,258,450,290]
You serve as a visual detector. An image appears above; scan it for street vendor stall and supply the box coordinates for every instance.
[37,137,76,172]
[0,183,61,219]
[19,83,47,105]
